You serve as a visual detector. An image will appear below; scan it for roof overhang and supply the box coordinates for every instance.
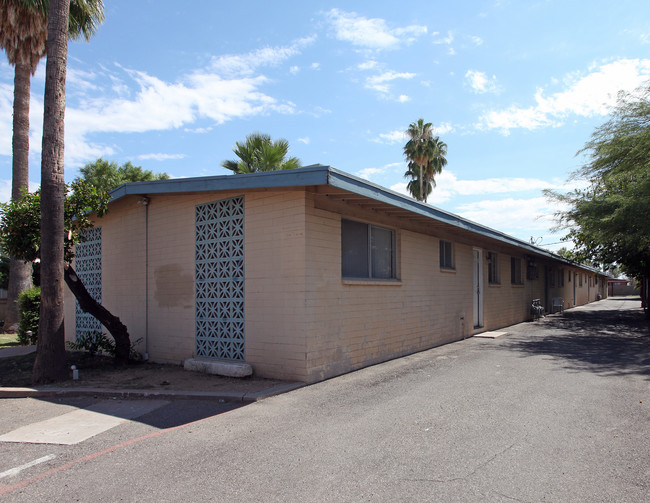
[108,164,602,274]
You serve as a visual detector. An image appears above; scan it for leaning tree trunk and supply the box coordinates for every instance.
[33,0,70,383]
[5,62,34,333]
[64,264,131,365]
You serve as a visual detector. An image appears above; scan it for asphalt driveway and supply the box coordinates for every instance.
[1,297,648,502]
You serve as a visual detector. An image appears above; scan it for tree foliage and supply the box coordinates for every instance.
[0,180,132,365]
[222,133,301,174]
[546,82,650,282]
[403,119,447,202]
[0,180,109,264]
[77,158,170,193]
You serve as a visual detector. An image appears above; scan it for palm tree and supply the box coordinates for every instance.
[403,119,448,202]
[0,0,104,332]
[222,133,302,174]
[33,0,69,382]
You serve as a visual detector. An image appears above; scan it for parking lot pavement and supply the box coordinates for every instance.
[0,297,648,502]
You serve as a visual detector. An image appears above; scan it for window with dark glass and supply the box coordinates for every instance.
[488,252,499,284]
[341,219,396,279]
[440,240,454,269]
[510,257,523,285]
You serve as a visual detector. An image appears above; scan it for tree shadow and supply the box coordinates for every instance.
[505,304,650,380]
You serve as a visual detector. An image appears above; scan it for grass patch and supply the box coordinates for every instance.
[0,333,20,349]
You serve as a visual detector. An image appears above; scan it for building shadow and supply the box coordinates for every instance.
[505,303,650,380]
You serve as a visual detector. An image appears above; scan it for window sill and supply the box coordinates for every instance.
[488,283,501,287]
[342,278,402,286]
[440,267,456,274]
[511,283,524,288]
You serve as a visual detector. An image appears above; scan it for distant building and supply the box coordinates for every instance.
[607,278,639,297]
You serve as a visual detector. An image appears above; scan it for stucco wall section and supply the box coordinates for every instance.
[64,197,146,350]
[243,190,308,381]
[302,203,475,383]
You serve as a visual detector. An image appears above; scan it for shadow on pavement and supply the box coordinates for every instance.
[32,396,246,431]
[505,301,650,380]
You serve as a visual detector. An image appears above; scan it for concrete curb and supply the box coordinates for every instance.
[0,381,306,402]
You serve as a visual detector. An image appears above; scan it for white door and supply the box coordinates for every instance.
[473,248,484,329]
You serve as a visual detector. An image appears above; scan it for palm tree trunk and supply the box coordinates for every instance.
[419,164,423,201]
[5,62,33,332]
[33,0,70,383]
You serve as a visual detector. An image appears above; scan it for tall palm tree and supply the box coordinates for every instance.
[0,0,104,331]
[33,0,69,383]
[222,133,302,174]
[403,119,448,202]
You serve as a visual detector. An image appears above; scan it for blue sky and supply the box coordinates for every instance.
[1,0,649,250]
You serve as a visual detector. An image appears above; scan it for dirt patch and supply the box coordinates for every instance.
[0,351,289,395]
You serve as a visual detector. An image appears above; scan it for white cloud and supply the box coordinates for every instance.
[469,35,483,46]
[0,37,312,168]
[209,36,316,77]
[432,31,454,46]
[397,94,410,103]
[137,153,186,161]
[387,178,568,244]
[326,9,427,50]
[297,137,310,144]
[365,70,416,94]
[465,69,500,94]
[454,197,560,235]
[358,60,378,71]
[374,129,407,144]
[289,65,300,75]
[356,162,402,180]
[375,122,453,144]
[311,62,320,70]
[433,122,454,135]
[477,58,650,134]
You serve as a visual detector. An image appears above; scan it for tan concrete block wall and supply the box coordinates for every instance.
[243,191,309,381]
[302,204,475,383]
[481,252,545,329]
[64,197,147,350]
[66,190,312,380]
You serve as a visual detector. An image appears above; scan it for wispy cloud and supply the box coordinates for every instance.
[374,122,453,144]
[326,9,427,50]
[297,137,310,144]
[209,36,316,77]
[356,162,402,180]
[476,58,650,134]
[465,69,500,94]
[365,70,416,95]
[374,129,407,144]
[137,153,186,161]
[0,38,313,168]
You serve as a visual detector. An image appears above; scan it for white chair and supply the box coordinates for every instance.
[551,297,564,313]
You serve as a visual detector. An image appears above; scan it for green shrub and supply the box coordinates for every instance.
[67,330,142,360]
[17,287,40,345]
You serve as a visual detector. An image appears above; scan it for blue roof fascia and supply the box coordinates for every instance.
[107,164,599,273]
[108,164,331,201]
